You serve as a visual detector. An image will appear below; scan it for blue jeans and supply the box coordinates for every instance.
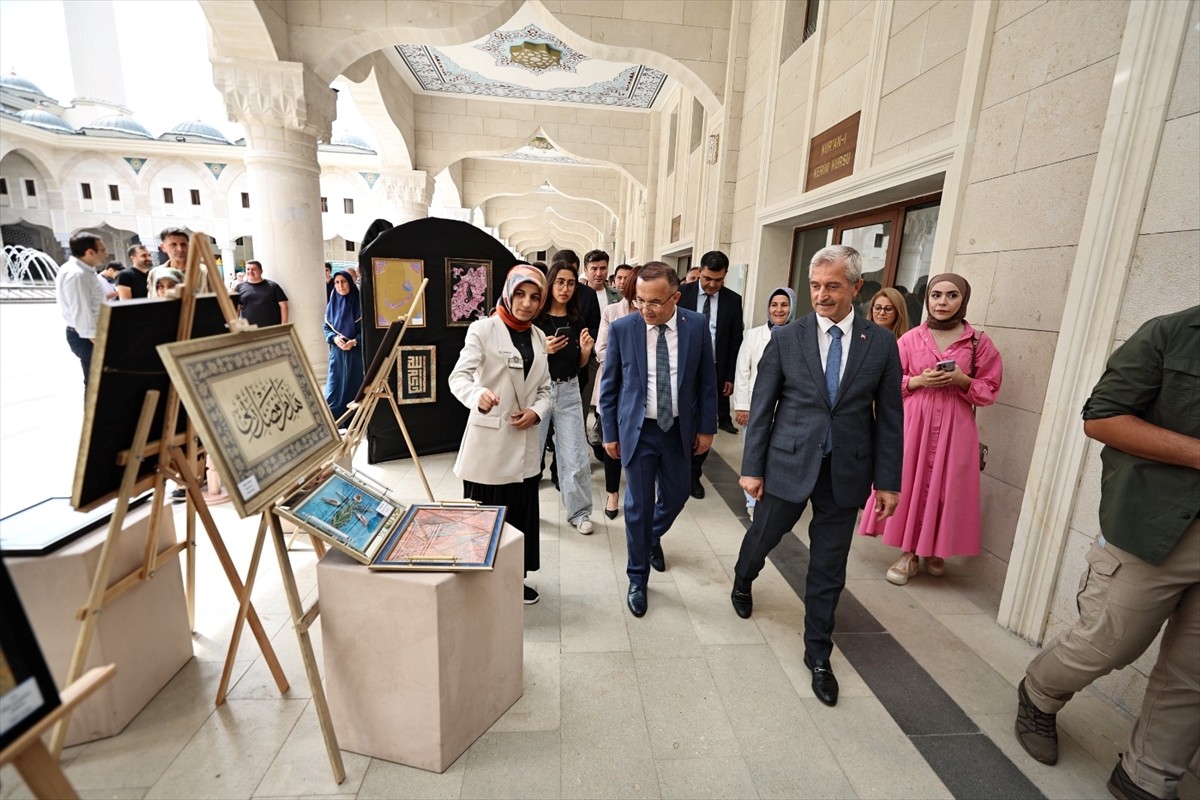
[538,377,593,525]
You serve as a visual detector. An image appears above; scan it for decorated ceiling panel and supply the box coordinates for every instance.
[394,20,667,110]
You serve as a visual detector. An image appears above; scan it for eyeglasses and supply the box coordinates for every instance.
[872,305,896,314]
[633,297,672,309]
[552,279,576,289]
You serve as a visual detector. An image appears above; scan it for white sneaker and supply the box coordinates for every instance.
[576,517,594,535]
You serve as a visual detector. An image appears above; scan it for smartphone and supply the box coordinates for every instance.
[554,326,572,339]
[935,359,957,372]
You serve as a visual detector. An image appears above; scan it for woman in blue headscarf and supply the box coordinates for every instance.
[324,270,365,420]
[732,286,797,520]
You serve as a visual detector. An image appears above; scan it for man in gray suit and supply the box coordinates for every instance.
[730,244,903,706]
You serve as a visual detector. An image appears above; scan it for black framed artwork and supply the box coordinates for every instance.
[0,559,62,751]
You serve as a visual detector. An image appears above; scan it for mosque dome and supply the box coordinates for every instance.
[84,114,153,138]
[1,73,49,98]
[324,130,376,153]
[17,108,76,134]
[162,120,231,144]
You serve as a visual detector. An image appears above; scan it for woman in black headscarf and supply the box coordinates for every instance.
[324,270,365,420]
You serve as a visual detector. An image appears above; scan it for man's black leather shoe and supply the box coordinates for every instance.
[627,585,647,618]
[730,578,753,619]
[691,479,705,499]
[718,421,739,434]
[804,654,839,706]
[649,543,666,572]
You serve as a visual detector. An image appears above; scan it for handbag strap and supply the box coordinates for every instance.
[970,333,978,378]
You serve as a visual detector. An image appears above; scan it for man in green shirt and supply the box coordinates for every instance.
[1015,306,1200,800]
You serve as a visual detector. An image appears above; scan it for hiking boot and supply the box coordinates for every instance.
[1015,678,1058,765]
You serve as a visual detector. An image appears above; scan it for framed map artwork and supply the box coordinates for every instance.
[276,467,405,564]
[157,326,340,518]
[397,345,436,405]
[370,504,506,571]
[445,258,492,326]
[373,258,425,329]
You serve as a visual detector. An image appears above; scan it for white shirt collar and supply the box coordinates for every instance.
[645,308,679,332]
[816,308,855,337]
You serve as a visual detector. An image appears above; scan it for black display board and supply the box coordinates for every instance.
[360,218,519,463]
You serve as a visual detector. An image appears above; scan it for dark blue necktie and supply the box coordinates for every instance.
[824,325,843,454]
[656,324,672,431]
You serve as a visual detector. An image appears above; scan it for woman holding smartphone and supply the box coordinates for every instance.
[534,261,596,534]
[450,264,552,604]
[859,274,1003,584]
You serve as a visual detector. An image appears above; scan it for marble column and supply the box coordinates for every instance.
[214,59,336,379]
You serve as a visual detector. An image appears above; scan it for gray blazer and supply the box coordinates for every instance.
[742,312,903,508]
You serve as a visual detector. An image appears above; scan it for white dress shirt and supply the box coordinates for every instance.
[815,308,854,383]
[644,309,680,420]
[55,256,105,338]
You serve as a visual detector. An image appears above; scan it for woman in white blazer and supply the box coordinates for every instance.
[450,265,552,604]
[732,286,796,520]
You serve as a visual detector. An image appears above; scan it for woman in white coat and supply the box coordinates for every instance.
[732,286,796,520]
[450,265,552,604]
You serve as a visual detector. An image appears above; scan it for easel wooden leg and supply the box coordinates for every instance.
[267,511,345,784]
[172,451,289,699]
[49,392,159,758]
[215,514,269,705]
[387,393,436,502]
[12,739,79,800]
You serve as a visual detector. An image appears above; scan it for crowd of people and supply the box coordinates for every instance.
[53,228,1197,800]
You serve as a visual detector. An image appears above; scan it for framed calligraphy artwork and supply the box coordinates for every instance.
[397,345,436,405]
[276,466,405,564]
[157,326,340,518]
[369,504,505,571]
[0,560,61,752]
[445,258,492,327]
[372,257,425,329]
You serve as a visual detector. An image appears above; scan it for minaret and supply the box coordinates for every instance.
[60,0,132,128]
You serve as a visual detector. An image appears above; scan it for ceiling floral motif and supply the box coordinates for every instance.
[475,25,587,75]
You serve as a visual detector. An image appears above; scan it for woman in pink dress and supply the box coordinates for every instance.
[859,273,1003,585]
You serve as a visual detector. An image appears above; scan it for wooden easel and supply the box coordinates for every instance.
[49,235,288,757]
[338,278,436,502]
[0,665,116,800]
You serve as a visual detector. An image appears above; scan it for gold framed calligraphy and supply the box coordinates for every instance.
[396,345,437,405]
[372,257,425,329]
[157,326,340,517]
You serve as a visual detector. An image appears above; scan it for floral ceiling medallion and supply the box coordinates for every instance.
[476,25,585,75]
[395,44,667,110]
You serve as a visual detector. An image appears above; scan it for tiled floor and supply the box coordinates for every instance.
[0,303,1161,799]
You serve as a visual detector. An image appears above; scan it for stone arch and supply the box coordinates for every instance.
[197,0,287,61]
[476,186,617,222]
[499,211,602,241]
[0,146,61,196]
[507,221,595,251]
[433,128,642,192]
[137,156,216,190]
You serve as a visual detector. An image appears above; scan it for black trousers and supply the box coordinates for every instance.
[733,458,858,662]
[65,326,93,387]
[464,476,540,574]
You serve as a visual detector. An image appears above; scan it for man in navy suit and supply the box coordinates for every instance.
[730,245,903,706]
[679,250,744,498]
[600,262,718,617]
